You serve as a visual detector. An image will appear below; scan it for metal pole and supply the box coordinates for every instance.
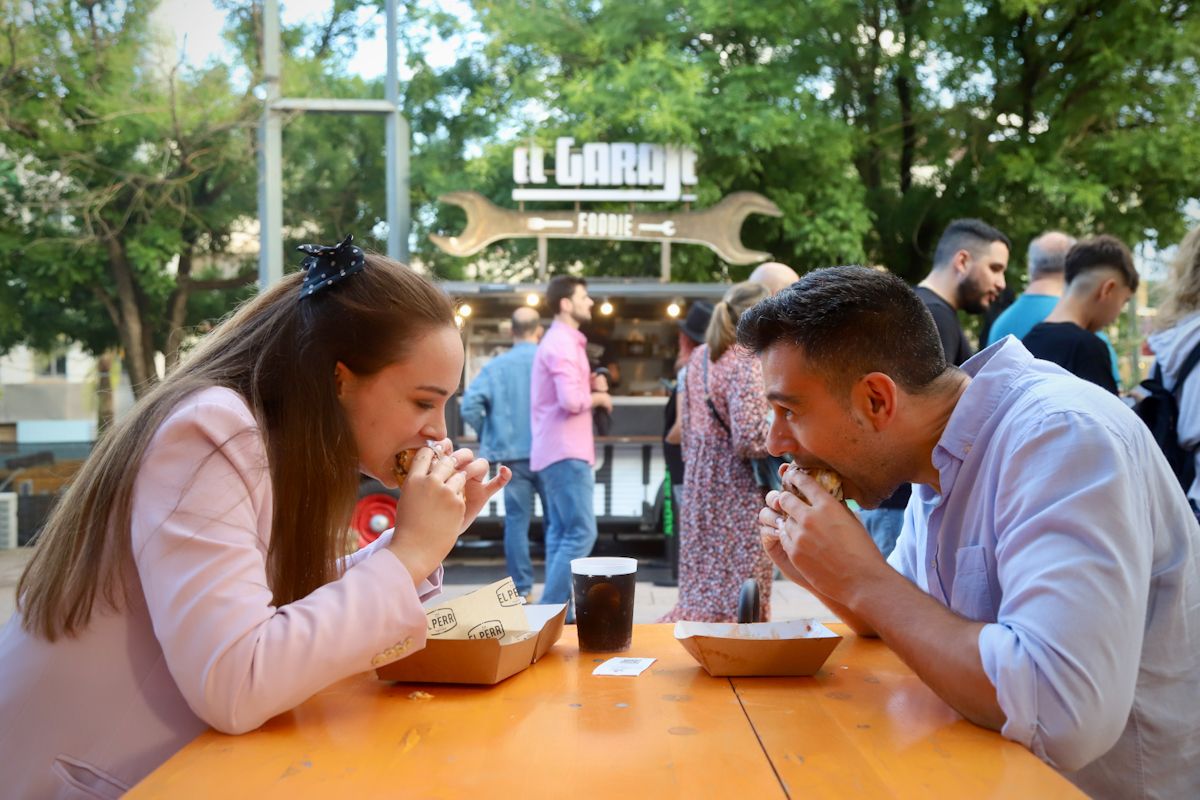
[660,241,671,282]
[257,0,283,289]
[385,0,410,263]
[537,236,548,280]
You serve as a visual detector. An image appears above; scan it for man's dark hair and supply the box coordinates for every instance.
[736,266,949,393]
[1065,235,1139,291]
[932,218,1012,269]
[546,275,587,315]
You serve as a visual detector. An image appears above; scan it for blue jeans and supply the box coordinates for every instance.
[502,460,545,597]
[857,507,904,558]
[536,458,598,611]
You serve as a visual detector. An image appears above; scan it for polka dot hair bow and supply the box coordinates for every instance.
[297,234,366,299]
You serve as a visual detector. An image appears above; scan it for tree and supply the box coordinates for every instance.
[413,1,1200,284]
[0,0,258,396]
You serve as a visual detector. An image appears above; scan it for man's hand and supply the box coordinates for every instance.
[762,471,1004,731]
[591,391,613,412]
[590,372,609,393]
[770,468,890,606]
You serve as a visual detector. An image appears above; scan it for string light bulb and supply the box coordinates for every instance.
[600,300,614,316]
[666,302,682,318]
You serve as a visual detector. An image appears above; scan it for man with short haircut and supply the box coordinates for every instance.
[461,306,545,601]
[530,276,610,611]
[987,231,1076,345]
[865,220,1011,555]
[738,267,1200,798]
[917,219,1011,366]
[1022,235,1138,395]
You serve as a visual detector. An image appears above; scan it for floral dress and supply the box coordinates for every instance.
[659,344,773,622]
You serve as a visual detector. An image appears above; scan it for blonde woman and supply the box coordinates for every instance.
[660,281,773,622]
[1147,225,1200,510]
[0,237,510,796]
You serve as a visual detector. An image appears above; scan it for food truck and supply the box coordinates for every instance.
[351,279,727,546]
[350,134,783,546]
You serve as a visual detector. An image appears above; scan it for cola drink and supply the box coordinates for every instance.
[571,557,637,652]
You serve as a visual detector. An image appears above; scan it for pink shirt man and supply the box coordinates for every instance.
[530,320,596,470]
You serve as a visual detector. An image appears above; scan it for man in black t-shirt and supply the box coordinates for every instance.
[863,220,1013,555]
[915,218,1012,366]
[1022,235,1137,395]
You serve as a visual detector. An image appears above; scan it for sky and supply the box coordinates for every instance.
[149,0,466,78]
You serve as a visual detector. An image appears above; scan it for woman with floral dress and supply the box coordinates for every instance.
[660,281,774,622]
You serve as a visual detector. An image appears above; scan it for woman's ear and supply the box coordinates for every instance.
[333,361,351,398]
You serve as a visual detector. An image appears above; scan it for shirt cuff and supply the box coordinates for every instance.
[978,622,1042,756]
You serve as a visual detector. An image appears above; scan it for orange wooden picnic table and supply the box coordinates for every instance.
[128,623,1083,799]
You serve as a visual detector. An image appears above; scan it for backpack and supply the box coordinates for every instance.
[1134,341,1200,492]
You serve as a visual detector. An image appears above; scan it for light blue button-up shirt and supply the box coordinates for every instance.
[460,342,537,463]
[888,337,1200,799]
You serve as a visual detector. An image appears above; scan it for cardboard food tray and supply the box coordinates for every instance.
[376,603,567,685]
[674,618,842,677]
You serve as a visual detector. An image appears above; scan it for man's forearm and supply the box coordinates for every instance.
[849,573,1006,731]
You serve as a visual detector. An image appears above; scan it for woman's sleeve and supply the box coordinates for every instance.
[131,391,433,735]
[341,530,444,602]
[727,352,771,460]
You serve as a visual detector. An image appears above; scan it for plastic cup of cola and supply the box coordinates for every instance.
[571,557,637,652]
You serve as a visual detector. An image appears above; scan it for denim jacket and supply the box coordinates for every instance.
[460,342,536,462]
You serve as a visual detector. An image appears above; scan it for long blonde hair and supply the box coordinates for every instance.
[18,254,455,641]
[1157,226,1200,330]
[706,280,771,361]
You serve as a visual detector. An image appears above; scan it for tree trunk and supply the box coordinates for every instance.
[105,236,157,397]
[95,350,114,432]
[164,246,194,374]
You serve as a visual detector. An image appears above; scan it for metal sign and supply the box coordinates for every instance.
[430,190,781,265]
[512,137,698,203]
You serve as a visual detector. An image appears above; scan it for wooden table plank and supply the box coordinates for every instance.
[129,624,784,799]
[732,625,1084,799]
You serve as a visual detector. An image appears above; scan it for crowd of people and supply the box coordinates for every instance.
[2,219,1199,797]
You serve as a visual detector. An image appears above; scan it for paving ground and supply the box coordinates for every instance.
[1,545,836,627]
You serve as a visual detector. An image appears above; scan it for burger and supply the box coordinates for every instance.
[393,450,415,486]
[781,463,844,504]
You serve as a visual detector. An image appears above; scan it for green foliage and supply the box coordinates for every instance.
[412,0,1200,284]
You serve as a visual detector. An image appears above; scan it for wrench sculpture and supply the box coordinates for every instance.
[429,190,782,265]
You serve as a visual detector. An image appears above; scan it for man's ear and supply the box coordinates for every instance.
[854,372,898,431]
[1097,276,1118,300]
[953,249,972,276]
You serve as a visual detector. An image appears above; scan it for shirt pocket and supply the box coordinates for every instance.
[52,754,131,800]
[949,545,998,622]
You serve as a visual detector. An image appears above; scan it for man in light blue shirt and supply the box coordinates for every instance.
[460,307,544,599]
[740,267,1199,799]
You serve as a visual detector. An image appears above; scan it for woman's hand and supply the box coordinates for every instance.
[387,445,468,582]
[441,442,511,534]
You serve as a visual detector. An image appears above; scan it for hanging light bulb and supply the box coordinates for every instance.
[525,293,540,306]
[458,303,473,318]
[600,300,614,316]
[666,302,682,318]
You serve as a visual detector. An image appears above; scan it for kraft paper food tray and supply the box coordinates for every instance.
[674,618,842,677]
[376,603,567,685]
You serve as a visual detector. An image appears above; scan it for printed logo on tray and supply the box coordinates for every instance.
[468,620,506,640]
[426,607,458,636]
[495,581,522,607]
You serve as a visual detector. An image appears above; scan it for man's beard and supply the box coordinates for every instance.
[957,282,990,314]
